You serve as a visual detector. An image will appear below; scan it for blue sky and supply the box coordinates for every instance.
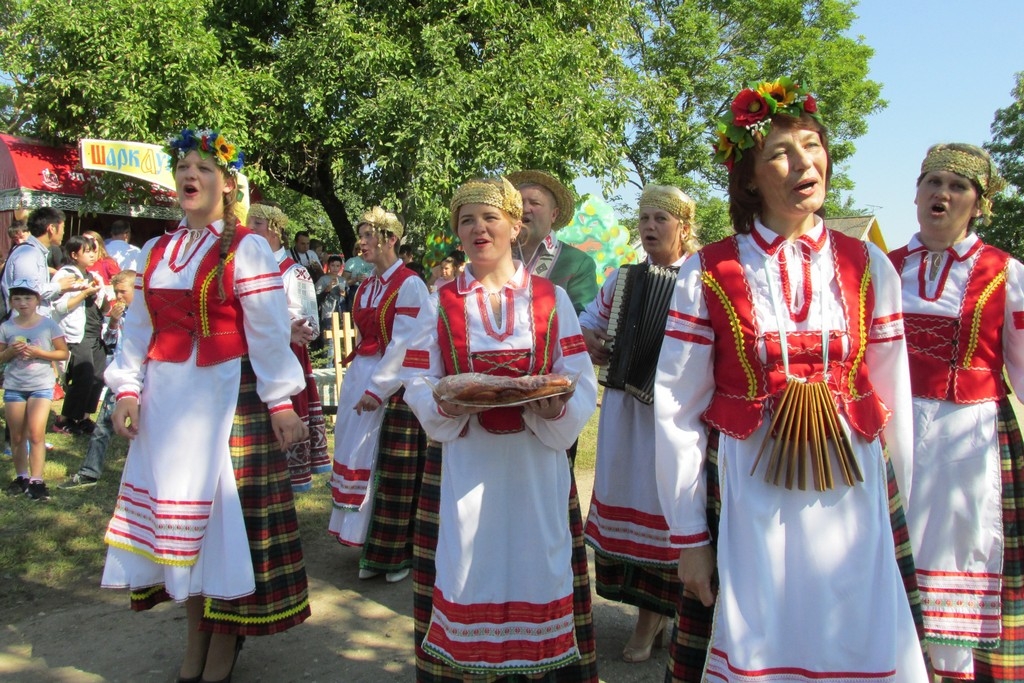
[576,0,1024,250]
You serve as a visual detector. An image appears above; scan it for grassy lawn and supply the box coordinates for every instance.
[0,392,602,613]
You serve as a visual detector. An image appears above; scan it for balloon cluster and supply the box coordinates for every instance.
[558,195,639,286]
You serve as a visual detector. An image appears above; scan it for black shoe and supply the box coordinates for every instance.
[60,473,99,489]
[5,476,28,496]
[26,481,51,501]
[199,636,244,683]
[75,418,96,435]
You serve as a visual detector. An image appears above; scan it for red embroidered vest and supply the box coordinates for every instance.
[889,242,1009,403]
[436,275,558,434]
[350,266,418,361]
[699,231,889,441]
[144,225,250,367]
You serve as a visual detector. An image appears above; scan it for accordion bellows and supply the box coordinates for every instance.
[597,264,678,404]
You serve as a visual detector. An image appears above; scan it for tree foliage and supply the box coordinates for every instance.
[981,72,1024,261]
[1,0,883,255]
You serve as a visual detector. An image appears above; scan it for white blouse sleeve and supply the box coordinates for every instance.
[399,293,473,442]
[1002,258,1024,398]
[654,255,716,548]
[521,287,598,451]
[365,275,431,403]
[578,270,617,334]
[104,243,157,398]
[235,234,306,407]
[863,243,915,504]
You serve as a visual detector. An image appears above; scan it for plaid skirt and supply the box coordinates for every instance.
[666,432,924,682]
[594,551,679,617]
[969,397,1024,683]
[413,444,598,683]
[128,359,311,636]
[284,343,330,491]
[359,392,427,573]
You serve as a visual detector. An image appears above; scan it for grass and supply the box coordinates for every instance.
[0,393,603,616]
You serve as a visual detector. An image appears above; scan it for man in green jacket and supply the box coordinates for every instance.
[507,170,597,314]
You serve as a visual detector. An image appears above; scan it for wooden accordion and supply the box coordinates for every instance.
[596,263,678,404]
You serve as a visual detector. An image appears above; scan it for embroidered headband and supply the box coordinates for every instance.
[505,170,575,230]
[449,177,523,230]
[920,144,1007,225]
[247,203,289,237]
[357,206,404,240]
[638,184,696,224]
[712,77,821,171]
[166,128,244,175]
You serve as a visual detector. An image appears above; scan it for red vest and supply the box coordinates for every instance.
[144,225,250,367]
[436,275,558,434]
[350,266,418,361]
[890,242,1009,403]
[699,231,889,441]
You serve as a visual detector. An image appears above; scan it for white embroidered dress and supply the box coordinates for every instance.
[581,255,687,566]
[400,265,597,674]
[328,259,429,544]
[654,222,929,682]
[101,222,304,601]
[895,233,1024,677]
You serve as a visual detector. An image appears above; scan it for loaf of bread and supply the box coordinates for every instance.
[434,373,575,406]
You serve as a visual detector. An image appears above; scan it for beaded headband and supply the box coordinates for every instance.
[449,177,523,230]
[357,206,404,240]
[920,144,1007,225]
[247,204,288,237]
[166,128,244,175]
[638,184,696,223]
[713,77,821,171]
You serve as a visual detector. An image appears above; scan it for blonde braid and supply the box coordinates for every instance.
[216,190,238,301]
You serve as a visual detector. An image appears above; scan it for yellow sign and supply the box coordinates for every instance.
[80,139,176,189]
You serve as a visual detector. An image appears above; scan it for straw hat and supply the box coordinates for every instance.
[506,170,576,230]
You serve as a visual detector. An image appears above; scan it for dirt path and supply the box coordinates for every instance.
[0,469,670,682]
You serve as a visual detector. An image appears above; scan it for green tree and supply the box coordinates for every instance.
[981,72,1024,261]
[615,0,884,221]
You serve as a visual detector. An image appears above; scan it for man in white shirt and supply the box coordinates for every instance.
[1,207,77,315]
[104,220,141,271]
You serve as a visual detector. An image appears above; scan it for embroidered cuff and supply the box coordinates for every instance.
[115,390,140,402]
[364,390,382,406]
[436,403,458,419]
[267,399,293,414]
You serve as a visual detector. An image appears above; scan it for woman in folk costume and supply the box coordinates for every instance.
[893,144,1023,682]
[328,207,429,583]
[102,129,310,683]
[399,178,599,680]
[654,78,930,683]
[580,184,700,664]
[246,202,329,492]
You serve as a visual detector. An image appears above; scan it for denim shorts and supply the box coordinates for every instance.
[4,387,55,403]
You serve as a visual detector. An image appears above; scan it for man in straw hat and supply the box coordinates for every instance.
[507,170,597,313]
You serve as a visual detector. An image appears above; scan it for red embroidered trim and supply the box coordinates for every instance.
[166,227,211,273]
[916,251,955,302]
[116,391,139,401]
[666,330,712,344]
[364,390,382,405]
[475,288,515,342]
[403,349,430,369]
[1014,311,1024,330]
[559,334,587,356]
[268,404,291,415]
[395,306,419,317]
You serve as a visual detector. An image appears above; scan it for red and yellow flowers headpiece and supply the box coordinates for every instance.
[712,77,821,172]
[166,128,244,175]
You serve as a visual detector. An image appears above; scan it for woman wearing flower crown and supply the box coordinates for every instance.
[654,79,929,681]
[399,178,599,680]
[327,207,430,584]
[892,144,1023,682]
[580,184,700,665]
[102,129,310,683]
[246,201,330,492]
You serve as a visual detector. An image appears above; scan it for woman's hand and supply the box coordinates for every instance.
[290,318,315,346]
[112,397,140,439]
[270,409,308,450]
[524,392,572,420]
[581,326,612,365]
[354,393,382,415]
[678,545,717,607]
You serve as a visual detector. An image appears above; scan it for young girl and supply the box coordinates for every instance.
[51,235,105,435]
[1,279,70,501]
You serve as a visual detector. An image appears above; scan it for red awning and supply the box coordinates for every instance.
[0,133,87,195]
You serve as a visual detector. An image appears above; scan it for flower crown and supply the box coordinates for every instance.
[712,77,821,171]
[166,128,245,175]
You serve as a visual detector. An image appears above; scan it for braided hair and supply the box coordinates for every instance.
[214,179,239,301]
